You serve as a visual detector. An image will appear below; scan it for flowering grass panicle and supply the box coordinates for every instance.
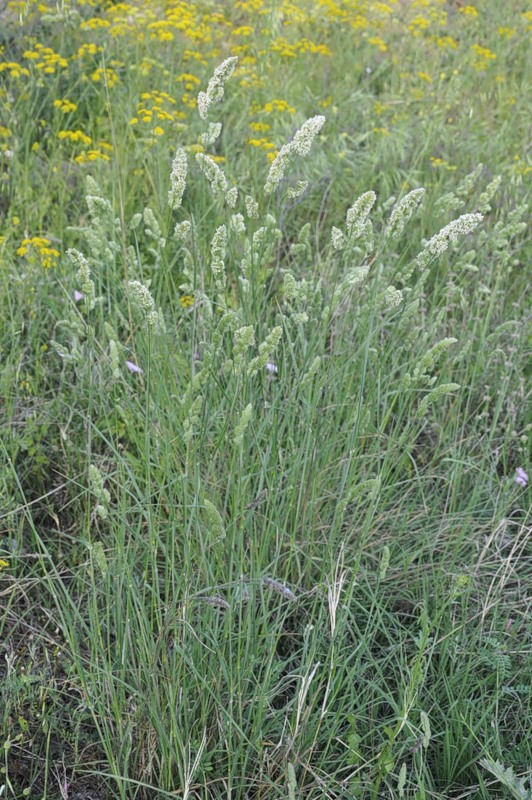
[127,280,160,330]
[234,403,252,447]
[203,499,226,541]
[89,464,110,520]
[385,188,426,240]
[331,226,345,250]
[245,195,259,218]
[233,325,255,374]
[383,285,403,309]
[225,186,238,208]
[247,326,283,377]
[197,56,238,120]
[331,266,370,311]
[168,145,188,211]
[183,394,203,446]
[201,122,222,148]
[230,213,246,234]
[417,212,483,267]
[287,180,309,199]
[264,115,326,194]
[68,248,95,311]
[174,220,192,241]
[401,337,458,390]
[415,383,461,420]
[477,175,502,214]
[196,152,228,195]
[210,224,227,290]
[262,576,297,602]
[346,191,377,239]
[201,596,230,611]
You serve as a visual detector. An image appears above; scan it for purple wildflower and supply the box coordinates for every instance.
[514,467,528,487]
[74,290,84,302]
[125,360,143,375]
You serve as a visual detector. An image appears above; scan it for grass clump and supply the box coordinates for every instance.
[1,2,530,799]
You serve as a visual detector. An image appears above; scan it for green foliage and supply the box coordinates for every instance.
[1,4,530,799]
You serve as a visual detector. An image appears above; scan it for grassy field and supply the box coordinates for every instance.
[0,1,531,798]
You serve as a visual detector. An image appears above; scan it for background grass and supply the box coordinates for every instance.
[0,1,530,799]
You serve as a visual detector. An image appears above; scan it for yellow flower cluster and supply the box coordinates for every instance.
[246,137,276,151]
[23,44,68,74]
[175,74,201,108]
[256,99,296,115]
[270,37,332,58]
[76,43,103,58]
[16,237,60,269]
[0,0,527,192]
[429,156,457,172]
[130,90,186,136]
[436,36,458,50]
[471,43,497,70]
[58,129,92,146]
[53,98,78,114]
[75,142,113,164]
[0,61,30,79]
[368,36,387,53]
[249,121,271,133]
[459,5,479,18]
[91,66,120,88]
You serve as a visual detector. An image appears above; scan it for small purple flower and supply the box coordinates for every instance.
[74,290,84,302]
[125,359,143,375]
[265,361,278,375]
[514,467,528,488]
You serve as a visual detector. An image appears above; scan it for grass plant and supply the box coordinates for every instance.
[0,1,530,799]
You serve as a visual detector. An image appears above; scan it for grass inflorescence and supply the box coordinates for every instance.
[0,1,530,799]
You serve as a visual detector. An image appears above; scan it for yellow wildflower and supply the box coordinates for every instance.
[261,99,296,115]
[429,156,457,171]
[91,67,119,88]
[53,98,78,113]
[80,17,111,30]
[459,5,479,18]
[76,43,103,58]
[74,150,111,163]
[471,45,496,60]
[249,121,271,133]
[17,237,59,269]
[233,26,253,37]
[58,130,92,146]
[0,61,30,79]
[246,138,276,151]
[436,36,458,49]
[368,36,388,52]
[408,15,430,34]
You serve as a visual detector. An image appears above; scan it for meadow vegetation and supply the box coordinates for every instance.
[0,0,530,798]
